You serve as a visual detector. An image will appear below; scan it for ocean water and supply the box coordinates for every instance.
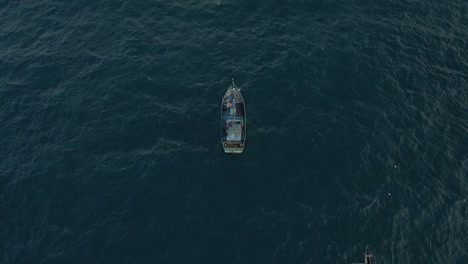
[1,0,467,263]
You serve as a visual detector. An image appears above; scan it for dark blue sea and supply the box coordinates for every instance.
[1,1,467,263]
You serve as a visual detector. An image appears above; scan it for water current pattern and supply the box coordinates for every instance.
[1,1,467,263]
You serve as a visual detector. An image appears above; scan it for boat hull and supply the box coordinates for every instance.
[220,80,246,154]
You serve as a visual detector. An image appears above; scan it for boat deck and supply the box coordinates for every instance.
[221,86,245,152]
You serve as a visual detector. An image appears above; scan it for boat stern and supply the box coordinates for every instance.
[223,148,244,154]
[222,141,244,154]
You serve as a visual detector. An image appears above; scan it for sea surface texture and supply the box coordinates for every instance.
[1,1,467,263]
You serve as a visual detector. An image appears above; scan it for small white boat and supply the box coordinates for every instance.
[350,246,373,264]
[364,246,372,264]
[220,79,246,154]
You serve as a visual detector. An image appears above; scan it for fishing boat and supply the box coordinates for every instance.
[220,79,246,154]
